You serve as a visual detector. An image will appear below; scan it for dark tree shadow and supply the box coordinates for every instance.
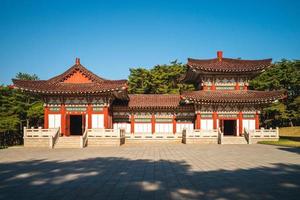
[0,157,299,200]
[277,146,300,154]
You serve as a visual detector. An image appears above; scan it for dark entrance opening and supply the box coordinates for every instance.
[70,115,83,135]
[223,120,236,136]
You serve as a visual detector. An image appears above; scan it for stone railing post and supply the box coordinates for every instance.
[182,128,187,144]
[276,127,279,138]
[23,127,27,137]
[218,128,223,144]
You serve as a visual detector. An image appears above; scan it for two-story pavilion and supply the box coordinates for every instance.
[181,51,285,136]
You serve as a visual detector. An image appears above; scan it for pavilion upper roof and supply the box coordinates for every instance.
[12,58,128,96]
[187,51,272,73]
[181,90,286,104]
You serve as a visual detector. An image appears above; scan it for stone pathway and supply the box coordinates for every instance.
[0,144,300,200]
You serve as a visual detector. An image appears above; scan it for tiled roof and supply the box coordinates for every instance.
[187,58,272,73]
[12,61,127,95]
[181,90,286,104]
[128,94,181,109]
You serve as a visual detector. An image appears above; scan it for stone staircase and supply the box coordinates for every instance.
[54,136,81,148]
[222,136,248,144]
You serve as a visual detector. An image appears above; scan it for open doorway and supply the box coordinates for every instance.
[223,120,236,136]
[69,115,83,135]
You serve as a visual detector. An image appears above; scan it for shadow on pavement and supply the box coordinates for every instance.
[0,157,299,200]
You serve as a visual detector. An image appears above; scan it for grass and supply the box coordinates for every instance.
[259,126,300,148]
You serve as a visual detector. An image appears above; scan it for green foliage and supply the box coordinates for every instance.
[0,73,44,147]
[128,60,195,94]
[250,60,300,127]
[15,72,39,81]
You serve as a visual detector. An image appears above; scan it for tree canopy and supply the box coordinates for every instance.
[128,60,195,94]
[250,60,300,127]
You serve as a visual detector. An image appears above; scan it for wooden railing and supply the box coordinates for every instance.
[87,128,125,138]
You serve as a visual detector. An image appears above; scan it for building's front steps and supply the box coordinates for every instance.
[222,136,248,145]
[54,136,81,148]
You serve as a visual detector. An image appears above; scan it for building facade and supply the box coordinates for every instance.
[13,52,285,146]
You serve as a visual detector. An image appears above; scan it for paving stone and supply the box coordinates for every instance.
[0,144,299,200]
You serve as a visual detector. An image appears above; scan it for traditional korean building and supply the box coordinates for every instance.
[13,58,128,136]
[181,51,285,136]
[13,52,285,147]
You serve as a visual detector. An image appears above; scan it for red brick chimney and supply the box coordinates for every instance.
[75,58,80,65]
[217,51,223,61]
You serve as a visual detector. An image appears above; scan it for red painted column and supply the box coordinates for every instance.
[255,111,260,129]
[213,112,217,129]
[103,106,109,129]
[87,104,92,129]
[151,114,155,134]
[235,82,240,90]
[239,112,243,135]
[61,104,66,136]
[211,83,216,90]
[44,106,49,129]
[130,114,134,134]
[196,113,201,129]
[172,115,176,134]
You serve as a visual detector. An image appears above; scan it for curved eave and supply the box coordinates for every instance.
[187,64,269,74]
[181,94,286,105]
[13,86,127,96]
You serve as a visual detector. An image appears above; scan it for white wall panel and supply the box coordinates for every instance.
[155,123,173,133]
[48,114,61,128]
[201,119,213,130]
[113,123,131,133]
[243,119,255,131]
[176,123,193,133]
[92,114,104,128]
[134,123,151,133]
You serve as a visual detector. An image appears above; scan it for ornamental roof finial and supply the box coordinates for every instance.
[75,57,80,65]
[217,51,223,61]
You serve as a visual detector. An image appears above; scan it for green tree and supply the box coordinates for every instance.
[0,73,43,147]
[250,60,300,127]
[128,60,195,94]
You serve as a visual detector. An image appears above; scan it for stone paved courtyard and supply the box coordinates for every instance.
[0,144,300,200]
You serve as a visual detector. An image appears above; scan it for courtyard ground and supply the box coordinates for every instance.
[0,144,300,200]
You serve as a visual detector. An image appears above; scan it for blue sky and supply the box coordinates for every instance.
[0,0,299,84]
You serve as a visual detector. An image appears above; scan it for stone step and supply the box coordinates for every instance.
[222,136,247,144]
[54,136,81,148]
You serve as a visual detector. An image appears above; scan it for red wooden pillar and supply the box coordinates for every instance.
[196,112,201,129]
[130,114,134,134]
[211,83,216,90]
[61,104,66,136]
[213,112,217,129]
[87,104,92,129]
[172,115,176,134]
[151,114,155,134]
[255,111,260,129]
[239,112,243,135]
[235,82,240,90]
[44,106,49,129]
[103,106,109,129]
